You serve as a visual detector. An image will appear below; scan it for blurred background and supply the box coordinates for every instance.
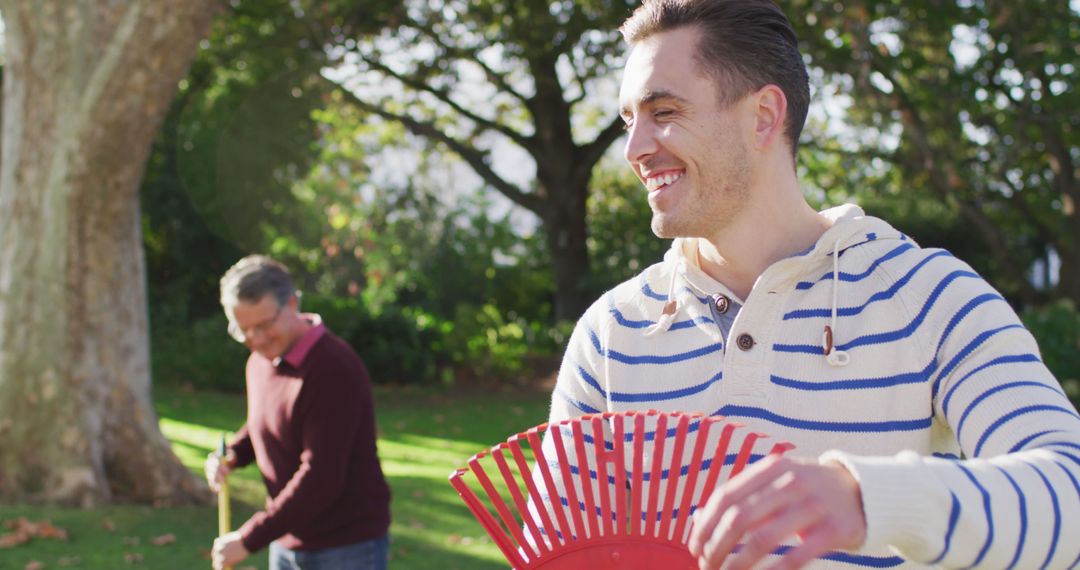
[0,0,1076,568]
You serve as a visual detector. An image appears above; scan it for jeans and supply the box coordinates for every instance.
[269,534,389,570]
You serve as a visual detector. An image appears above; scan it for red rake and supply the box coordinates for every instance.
[448,410,794,569]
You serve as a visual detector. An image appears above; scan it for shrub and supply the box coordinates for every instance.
[150,312,249,392]
[1021,299,1080,408]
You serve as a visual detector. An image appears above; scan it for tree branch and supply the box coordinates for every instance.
[407,15,532,109]
[354,51,539,156]
[332,82,545,215]
[574,114,625,183]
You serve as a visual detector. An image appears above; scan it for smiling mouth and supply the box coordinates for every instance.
[645,171,684,191]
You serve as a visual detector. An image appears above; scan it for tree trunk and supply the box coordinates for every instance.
[0,1,218,506]
[543,181,591,323]
[1061,219,1080,307]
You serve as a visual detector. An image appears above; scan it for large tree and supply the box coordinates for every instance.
[791,0,1078,307]
[0,1,217,505]
[330,0,637,321]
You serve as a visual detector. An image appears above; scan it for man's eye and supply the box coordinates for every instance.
[654,109,674,119]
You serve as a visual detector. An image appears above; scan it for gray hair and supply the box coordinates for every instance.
[219,254,296,312]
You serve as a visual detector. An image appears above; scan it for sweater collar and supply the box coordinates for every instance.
[274,313,325,369]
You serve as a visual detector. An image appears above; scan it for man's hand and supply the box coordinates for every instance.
[204,449,234,493]
[687,455,867,570]
[212,530,249,570]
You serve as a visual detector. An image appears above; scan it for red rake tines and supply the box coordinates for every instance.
[448,410,794,569]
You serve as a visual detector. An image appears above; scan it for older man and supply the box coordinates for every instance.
[206,255,391,570]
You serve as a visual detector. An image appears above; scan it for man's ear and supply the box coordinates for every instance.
[752,84,788,151]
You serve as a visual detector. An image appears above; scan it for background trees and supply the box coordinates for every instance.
[328,0,638,320]
[1,1,1075,507]
[790,0,1078,307]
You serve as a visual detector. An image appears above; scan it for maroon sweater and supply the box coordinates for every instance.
[229,326,391,553]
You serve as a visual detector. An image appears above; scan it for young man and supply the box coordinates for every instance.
[206,255,391,570]
[545,0,1080,568]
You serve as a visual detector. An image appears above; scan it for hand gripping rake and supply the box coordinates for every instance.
[449,410,793,569]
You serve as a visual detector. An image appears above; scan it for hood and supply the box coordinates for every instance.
[645,204,908,367]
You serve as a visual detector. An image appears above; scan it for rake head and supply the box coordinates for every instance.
[449,410,794,569]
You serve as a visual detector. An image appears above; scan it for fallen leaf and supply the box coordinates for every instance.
[58,556,81,566]
[123,551,144,564]
[36,522,69,540]
[0,531,30,548]
[23,561,44,570]
[151,533,176,546]
[447,533,462,545]
[101,519,116,532]
[122,536,141,546]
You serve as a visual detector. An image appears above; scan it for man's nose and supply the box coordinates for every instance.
[623,120,657,167]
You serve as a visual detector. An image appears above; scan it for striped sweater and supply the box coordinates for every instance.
[548,204,1080,568]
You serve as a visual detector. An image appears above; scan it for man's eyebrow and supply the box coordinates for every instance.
[619,89,689,116]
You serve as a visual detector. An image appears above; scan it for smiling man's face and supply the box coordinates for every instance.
[619,26,755,241]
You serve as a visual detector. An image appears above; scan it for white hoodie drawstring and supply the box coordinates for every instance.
[645,265,680,337]
[822,239,851,367]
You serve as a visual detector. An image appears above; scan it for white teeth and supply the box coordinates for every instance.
[646,172,683,191]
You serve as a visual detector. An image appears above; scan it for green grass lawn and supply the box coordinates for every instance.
[0,382,551,569]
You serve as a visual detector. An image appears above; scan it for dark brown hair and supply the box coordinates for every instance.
[621,0,810,157]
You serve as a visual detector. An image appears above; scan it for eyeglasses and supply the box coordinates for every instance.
[227,304,285,343]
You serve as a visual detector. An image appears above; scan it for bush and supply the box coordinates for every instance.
[300,294,443,385]
[150,312,250,392]
[1021,299,1080,407]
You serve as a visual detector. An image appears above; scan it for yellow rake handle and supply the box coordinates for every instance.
[217,436,232,570]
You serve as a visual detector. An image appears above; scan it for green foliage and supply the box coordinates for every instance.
[301,295,443,384]
[584,153,670,298]
[789,0,1079,306]
[1021,299,1080,407]
[150,309,249,392]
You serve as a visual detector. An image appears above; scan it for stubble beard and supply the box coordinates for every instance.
[649,152,752,240]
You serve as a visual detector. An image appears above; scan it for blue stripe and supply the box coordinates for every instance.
[784,254,964,320]
[956,463,994,566]
[607,292,715,331]
[931,321,1024,401]
[957,381,1063,443]
[1051,461,1080,570]
[941,353,1042,418]
[975,405,1080,456]
[640,279,710,305]
[766,545,905,567]
[794,242,917,290]
[587,327,722,365]
[1045,441,1080,454]
[716,404,932,433]
[578,365,722,403]
[1051,449,1080,469]
[995,467,1027,570]
[774,286,1006,355]
[642,279,666,301]
[1009,430,1064,452]
[1026,462,1061,569]
[770,362,931,391]
[557,388,599,414]
[929,492,961,565]
[576,365,604,395]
